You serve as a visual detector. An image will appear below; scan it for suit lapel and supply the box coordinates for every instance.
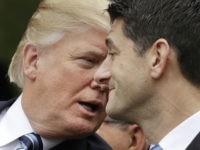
[186,132,200,150]
[0,97,16,112]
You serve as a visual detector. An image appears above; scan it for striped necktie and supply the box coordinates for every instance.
[150,144,163,150]
[18,133,43,150]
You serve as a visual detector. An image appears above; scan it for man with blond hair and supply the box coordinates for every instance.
[0,0,112,149]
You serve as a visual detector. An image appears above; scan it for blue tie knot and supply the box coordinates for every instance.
[151,144,163,150]
[18,133,43,150]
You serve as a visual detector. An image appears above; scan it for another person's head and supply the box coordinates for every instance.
[8,0,110,139]
[97,116,148,150]
[94,0,200,142]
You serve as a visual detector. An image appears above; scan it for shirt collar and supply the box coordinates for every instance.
[0,95,62,149]
[159,111,200,150]
[0,95,33,146]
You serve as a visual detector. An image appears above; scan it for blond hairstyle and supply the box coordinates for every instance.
[8,0,110,88]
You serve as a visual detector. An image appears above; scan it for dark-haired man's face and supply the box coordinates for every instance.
[94,19,151,122]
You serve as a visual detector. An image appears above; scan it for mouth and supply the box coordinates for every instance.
[78,101,100,112]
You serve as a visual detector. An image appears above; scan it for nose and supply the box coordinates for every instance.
[92,56,112,92]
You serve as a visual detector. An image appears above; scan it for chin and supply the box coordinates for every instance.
[106,101,126,120]
[106,104,119,118]
[76,119,100,132]
[66,124,97,139]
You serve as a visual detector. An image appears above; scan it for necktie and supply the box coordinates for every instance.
[150,144,163,150]
[18,133,43,150]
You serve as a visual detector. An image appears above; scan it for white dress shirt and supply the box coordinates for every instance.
[159,111,200,150]
[0,95,62,150]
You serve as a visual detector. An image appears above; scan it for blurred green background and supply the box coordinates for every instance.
[0,0,41,100]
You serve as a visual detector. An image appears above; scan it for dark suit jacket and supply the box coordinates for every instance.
[0,98,112,150]
[186,132,200,150]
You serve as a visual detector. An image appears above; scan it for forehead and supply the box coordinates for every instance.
[70,26,108,51]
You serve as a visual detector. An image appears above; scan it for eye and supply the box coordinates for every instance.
[81,57,98,63]
[77,56,99,68]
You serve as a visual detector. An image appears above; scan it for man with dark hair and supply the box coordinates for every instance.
[0,0,112,149]
[94,0,200,149]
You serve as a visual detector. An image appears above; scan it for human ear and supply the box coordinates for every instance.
[128,124,148,150]
[23,44,39,81]
[148,38,170,79]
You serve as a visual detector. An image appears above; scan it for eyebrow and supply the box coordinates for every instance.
[105,38,120,53]
[85,50,107,58]
[75,48,107,60]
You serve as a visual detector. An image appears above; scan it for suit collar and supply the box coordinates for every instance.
[0,97,16,112]
[186,132,200,150]
[0,95,34,146]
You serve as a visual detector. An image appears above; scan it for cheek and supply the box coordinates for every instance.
[112,58,133,82]
[35,69,76,107]
[41,64,90,90]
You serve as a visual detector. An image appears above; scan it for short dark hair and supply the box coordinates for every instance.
[107,0,200,87]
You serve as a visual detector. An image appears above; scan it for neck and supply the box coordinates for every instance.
[142,77,200,143]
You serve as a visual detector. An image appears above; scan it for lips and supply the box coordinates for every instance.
[78,100,103,114]
[79,101,99,112]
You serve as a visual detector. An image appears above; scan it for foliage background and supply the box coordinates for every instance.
[0,0,41,100]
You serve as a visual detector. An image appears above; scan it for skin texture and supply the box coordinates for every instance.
[22,26,109,139]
